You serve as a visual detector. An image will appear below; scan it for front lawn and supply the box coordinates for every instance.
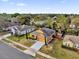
[40,40,79,59]
[2,39,26,50]
[0,32,8,36]
[8,35,35,47]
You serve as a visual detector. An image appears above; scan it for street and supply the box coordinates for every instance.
[0,41,34,59]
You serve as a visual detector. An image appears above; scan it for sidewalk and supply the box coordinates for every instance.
[4,38,56,59]
[0,33,11,40]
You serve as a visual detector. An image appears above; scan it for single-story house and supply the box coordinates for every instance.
[7,25,36,35]
[51,16,57,21]
[29,28,55,43]
[34,21,47,26]
[69,24,76,29]
[63,35,79,49]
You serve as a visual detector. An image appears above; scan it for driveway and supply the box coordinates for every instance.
[0,42,34,59]
[24,41,44,56]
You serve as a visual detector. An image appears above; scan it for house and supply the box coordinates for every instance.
[51,16,57,21]
[29,28,55,44]
[7,25,36,35]
[69,24,76,29]
[34,21,46,26]
[63,35,79,49]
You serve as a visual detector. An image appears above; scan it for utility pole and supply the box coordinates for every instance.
[26,30,28,39]
[45,34,47,45]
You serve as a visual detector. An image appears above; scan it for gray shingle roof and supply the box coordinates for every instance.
[16,25,35,31]
[42,28,55,36]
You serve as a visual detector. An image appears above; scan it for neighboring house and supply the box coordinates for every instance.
[29,28,55,43]
[51,16,57,21]
[34,21,46,26]
[7,25,36,35]
[63,35,79,49]
[69,24,76,29]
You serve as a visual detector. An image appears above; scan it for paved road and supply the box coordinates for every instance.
[0,42,34,59]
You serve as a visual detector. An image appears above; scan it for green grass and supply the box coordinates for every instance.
[2,39,26,50]
[2,39,11,43]
[8,35,35,47]
[52,40,79,59]
[13,45,26,50]
[0,32,8,35]
[36,54,48,59]
[40,40,79,59]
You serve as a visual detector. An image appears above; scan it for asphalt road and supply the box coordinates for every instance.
[0,42,34,59]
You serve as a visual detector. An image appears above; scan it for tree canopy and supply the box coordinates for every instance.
[56,15,67,28]
[17,15,32,25]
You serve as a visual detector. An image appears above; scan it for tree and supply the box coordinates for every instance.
[17,15,32,25]
[71,17,79,26]
[0,15,9,29]
[56,15,67,29]
[2,13,7,16]
[11,13,20,17]
[34,15,48,21]
[45,17,53,28]
[52,22,57,30]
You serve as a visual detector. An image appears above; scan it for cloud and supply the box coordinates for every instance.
[1,0,9,2]
[16,3,26,7]
[61,0,66,3]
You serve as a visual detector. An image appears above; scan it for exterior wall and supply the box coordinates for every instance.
[47,35,53,43]
[29,29,54,43]
[63,41,74,48]
[37,34,45,42]
[29,33,46,42]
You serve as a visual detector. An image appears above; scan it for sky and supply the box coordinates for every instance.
[0,0,79,14]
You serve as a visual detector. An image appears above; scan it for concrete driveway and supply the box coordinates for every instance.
[0,42,34,59]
